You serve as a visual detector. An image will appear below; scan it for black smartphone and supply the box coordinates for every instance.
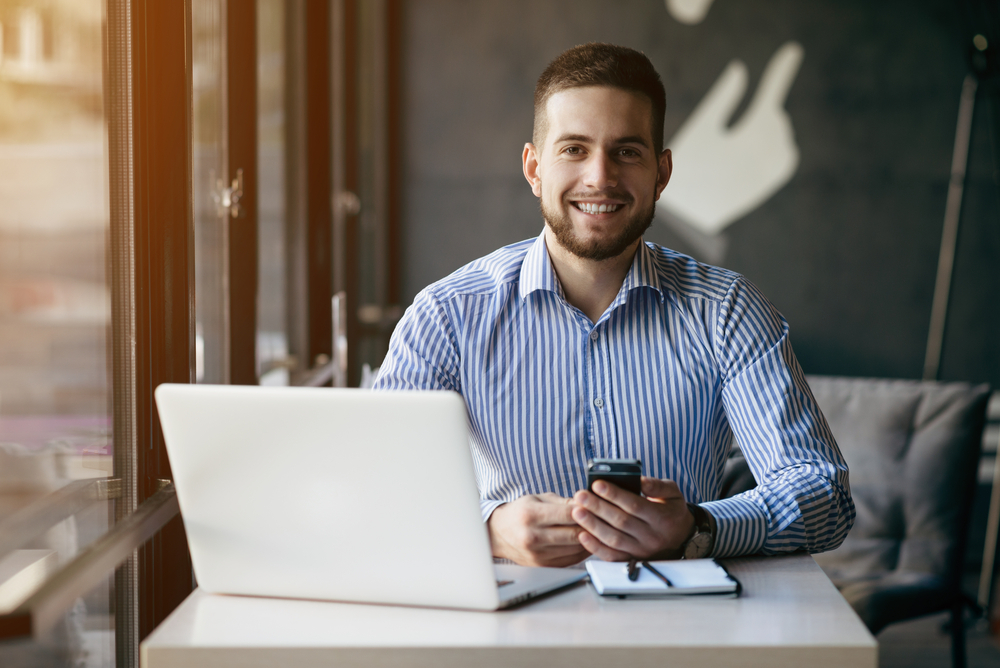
[587,458,642,496]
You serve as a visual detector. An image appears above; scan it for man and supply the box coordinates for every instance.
[374,43,853,567]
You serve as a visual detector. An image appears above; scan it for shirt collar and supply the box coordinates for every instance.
[518,230,564,301]
[518,230,664,305]
[616,237,665,306]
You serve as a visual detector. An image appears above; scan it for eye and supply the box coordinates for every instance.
[564,146,582,155]
[618,147,640,158]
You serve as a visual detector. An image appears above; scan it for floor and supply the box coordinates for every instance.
[879,612,1000,667]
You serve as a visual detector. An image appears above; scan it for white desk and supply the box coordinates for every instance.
[141,553,877,668]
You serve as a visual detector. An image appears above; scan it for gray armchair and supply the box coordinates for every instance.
[721,375,991,668]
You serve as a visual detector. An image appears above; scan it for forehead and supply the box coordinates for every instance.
[542,86,654,145]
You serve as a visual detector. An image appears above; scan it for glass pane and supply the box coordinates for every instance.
[192,0,228,384]
[0,0,114,664]
[256,0,288,387]
[0,568,115,668]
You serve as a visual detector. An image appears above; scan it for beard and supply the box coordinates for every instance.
[541,191,655,262]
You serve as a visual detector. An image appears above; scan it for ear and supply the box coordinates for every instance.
[523,143,542,198]
[654,148,672,201]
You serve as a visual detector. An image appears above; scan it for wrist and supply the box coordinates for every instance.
[486,503,512,560]
[680,503,716,559]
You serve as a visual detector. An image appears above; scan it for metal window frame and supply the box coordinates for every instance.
[227,0,259,387]
[0,483,179,642]
[110,1,195,665]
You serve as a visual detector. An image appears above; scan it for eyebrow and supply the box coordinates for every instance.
[553,133,650,148]
[615,135,650,148]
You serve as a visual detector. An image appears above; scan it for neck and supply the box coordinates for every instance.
[544,228,639,324]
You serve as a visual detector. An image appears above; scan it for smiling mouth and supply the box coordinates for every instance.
[572,202,622,214]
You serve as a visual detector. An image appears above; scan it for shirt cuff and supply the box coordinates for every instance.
[701,495,768,558]
[480,498,506,523]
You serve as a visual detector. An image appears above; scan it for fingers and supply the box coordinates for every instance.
[573,496,633,534]
[540,544,591,561]
[571,477,694,560]
[527,524,586,548]
[542,545,594,568]
[578,530,631,561]
[520,493,577,527]
[571,488,652,556]
[573,506,643,556]
[515,540,589,565]
[509,542,590,569]
[510,523,589,568]
[579,483,644,520]
[487,493,590,567]
[640,476,684,502]
[747,41,804,115]
[682,59,749,131]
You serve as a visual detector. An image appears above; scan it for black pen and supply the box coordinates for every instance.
[626,558,640,581]
[641,561,673,587]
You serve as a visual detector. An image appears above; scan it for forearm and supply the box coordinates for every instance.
[703,464,854,557]
[713,280,855,556]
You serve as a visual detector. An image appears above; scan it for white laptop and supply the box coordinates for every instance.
[154,384,585,610]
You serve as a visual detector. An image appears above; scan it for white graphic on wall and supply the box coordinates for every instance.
[665,0,716,25]
[656,42,804,262]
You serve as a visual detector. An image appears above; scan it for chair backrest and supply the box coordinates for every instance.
[805,376,990,587]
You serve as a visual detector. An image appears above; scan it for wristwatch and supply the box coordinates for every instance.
[680,503,716,559]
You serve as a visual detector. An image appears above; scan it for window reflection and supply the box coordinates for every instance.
[0,0,114,665]
[192,0,228,385]
[257,0,289,387]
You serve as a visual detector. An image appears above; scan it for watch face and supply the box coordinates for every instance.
[684,532,712,559]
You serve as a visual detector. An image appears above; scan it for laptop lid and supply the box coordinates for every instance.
[155,384,504,610]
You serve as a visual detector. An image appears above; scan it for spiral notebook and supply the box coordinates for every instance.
[586,558,741,597]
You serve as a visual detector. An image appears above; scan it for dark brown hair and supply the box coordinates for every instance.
[533,43,667,153]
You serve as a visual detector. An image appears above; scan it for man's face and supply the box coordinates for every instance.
[523,86,672,262]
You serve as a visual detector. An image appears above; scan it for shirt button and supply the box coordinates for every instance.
[590,331,599,341]
[594,398,604,408]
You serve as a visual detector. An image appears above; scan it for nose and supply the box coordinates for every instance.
[582,151,618,190]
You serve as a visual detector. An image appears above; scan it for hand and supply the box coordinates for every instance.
[571,477,695,561]
[657,41,804,236]
[487,493,591,567]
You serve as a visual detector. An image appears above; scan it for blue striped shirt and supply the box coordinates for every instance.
[374,231,854,557]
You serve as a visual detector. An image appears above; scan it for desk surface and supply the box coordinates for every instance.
[141,553,876,668]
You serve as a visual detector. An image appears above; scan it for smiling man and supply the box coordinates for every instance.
[374,43,854,567]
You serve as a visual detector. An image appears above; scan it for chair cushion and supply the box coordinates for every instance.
[804,376,989,631]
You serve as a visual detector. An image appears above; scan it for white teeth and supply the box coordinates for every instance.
[576,203,619,214]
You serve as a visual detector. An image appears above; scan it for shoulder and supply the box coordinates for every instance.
[420,238,532,304]
[644,242,743,305]
[644,243,781,345]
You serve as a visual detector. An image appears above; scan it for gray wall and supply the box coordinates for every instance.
[400,0,1000,387]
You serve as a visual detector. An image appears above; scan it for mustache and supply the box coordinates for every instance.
[565,190,633,203]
